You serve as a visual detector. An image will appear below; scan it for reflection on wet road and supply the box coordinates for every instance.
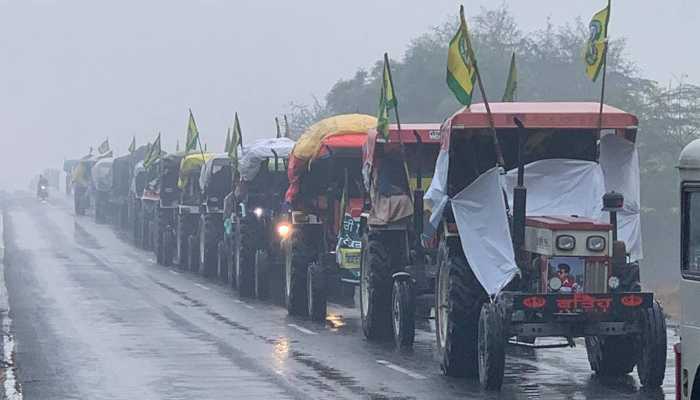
[2,194,677,399]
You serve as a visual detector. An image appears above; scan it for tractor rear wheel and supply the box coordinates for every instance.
[187,234,199,272]
[254,249,269,299]
[285,230,310,317]
[392,279,415,348]
[235,216,257,297]
[217,241,228,283]
[436,247,487,377]
[478,302,506,390]
[637,301,667,387]
[307,262,326,322]
[200,214,222,278]
[360,232,392,340]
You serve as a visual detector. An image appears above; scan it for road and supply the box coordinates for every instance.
[1,193,677,399]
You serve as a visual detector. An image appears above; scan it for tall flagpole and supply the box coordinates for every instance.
[459,6,504,167]
[383,52,412,194]
[597,0,611,135]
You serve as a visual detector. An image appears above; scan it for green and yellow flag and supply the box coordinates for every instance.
[377,53,398,140]
[128,136,136,153]
[232,112,242,149]
[225,128,232,153]
[143,133,161,169]
[502,52,517,102]
[186,109,199,152]
[447,6,477,106]
[98,138,110,155]
[584,0,611,82]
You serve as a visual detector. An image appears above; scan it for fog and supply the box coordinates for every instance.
[1,0,698,188]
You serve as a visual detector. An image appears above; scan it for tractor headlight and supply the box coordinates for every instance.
[556,235,576,251]
[549,277,562,291]
[608,276,620,289]
[253,207,264,218]
[276,223,290,238]
[586,236,606,252]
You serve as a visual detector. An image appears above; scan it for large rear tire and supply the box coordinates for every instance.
[217,241,228,283]
[285,229,311,317]
[478,302,506,390]
[307,262,327,322]
[254,250,269,299]
[360,232,393,340]
[187,234,199,272]
[392,279,415,348]
[235,216,257,297]
[637,301,667,387]
[436,245,487,378]
[200,214,222,278]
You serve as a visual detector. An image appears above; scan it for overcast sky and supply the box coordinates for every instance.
[0,0,697,189]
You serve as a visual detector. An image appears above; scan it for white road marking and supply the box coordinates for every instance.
[243,304,255,310]
[148,259,155,263]
[233,299,243,304]
[376,360,427,379]
[194,283,210,291]
[168,270,180,275]
[287,324,317,335]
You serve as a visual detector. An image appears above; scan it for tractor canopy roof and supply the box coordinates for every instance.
[285,114,376,204]
[363,123,442,166]
[239,137,294,182]
[446,102,638,131]
[178,152,214,189]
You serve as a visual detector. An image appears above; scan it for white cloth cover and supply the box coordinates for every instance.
[451,167,519,295]
[504,159,606,220]
[599,134,643,261]
[92,158,114,191]
[423,149,449,237]
[239,138,295,182]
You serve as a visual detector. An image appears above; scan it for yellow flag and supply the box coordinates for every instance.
[186,109,199,152]
[446,6,477,106]
[584,1,611,82]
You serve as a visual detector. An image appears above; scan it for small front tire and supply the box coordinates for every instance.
[392,279,415,349]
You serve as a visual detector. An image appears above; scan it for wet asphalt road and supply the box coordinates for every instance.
[1,193,678,400]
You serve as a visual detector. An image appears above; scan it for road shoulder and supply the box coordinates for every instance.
[0,211,22,400]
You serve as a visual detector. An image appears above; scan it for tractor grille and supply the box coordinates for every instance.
[585,261,608,293]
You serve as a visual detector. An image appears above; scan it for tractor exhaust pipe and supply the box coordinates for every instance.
[512,117,527,251]
[602,191,624,242]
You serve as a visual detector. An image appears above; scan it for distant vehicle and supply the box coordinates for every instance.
[424,102,666,390]
[197,154,233,277]
[676,140,700,400]
[37,183,48,202]
[175,153,211,271]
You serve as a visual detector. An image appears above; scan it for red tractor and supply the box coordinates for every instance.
[425,102,666,390]
[284,114,376,321]
[359,124,441,347]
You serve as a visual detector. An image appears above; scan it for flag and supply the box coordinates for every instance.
[98,138,110,155]
[128,136,136,153]
[377,53,398,140]
[225,128,232,153]
[584,0,611,82]
[144,133,161,169]
[176,139,180,153]
[232,112,242,149]
[446,6,477,106]
[502,52,517,102]
[186,109,199,152]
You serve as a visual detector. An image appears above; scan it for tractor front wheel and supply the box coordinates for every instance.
[478,302,506,390]
[637,301,667,387]
[391,279,415,349]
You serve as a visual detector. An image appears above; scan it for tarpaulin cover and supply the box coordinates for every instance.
[286,114,376,204]
[451,167,519,295]
[92,157,114,191]
[599,134,643,260]
[239,137,294,182]
[178,153,213,189]
[291,114,376,161]
[503,159,606,220]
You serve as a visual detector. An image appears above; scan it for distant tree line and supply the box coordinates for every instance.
[287,6,700,288]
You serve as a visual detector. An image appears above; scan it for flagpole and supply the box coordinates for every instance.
[383,53,413,195]
[597,0,611,135]
[275,117,281,139]
[284,115,290,138]
[460,6,504,167]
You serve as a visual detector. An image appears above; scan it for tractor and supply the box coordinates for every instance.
[175,152,212,271]
[425,102,666,390]
[284,114,377,321]
[359,124,441,347]
[230,137,294,298]
[92,156,114,224]
[154,153,184,266]
[196,154,233,278]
